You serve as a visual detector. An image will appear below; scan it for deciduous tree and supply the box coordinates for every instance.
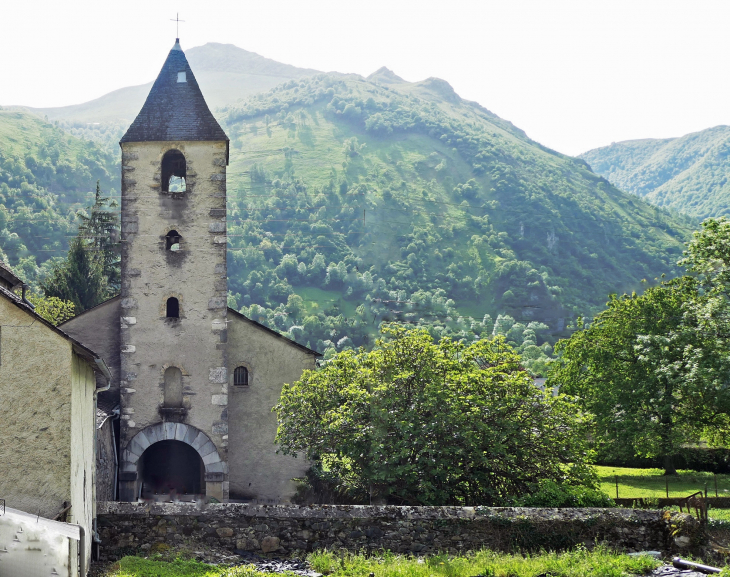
[275,326,595,505]
[550,276,730,474]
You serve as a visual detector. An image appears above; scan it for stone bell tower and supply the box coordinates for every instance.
[117,39,230,501]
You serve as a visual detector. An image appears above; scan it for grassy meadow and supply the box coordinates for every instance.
[101,548,661,577]
[596,465,730,500]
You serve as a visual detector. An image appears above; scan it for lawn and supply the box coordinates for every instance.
[596,465,730,499]
[102,548,661,577]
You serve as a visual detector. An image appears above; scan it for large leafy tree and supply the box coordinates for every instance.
[275,326,595,506]
[550,277,730,474]
[678,217,730,448]
[550,218,730,475]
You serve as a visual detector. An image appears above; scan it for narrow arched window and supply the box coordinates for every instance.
[166,297,179,318]
[161,149,186,193]
[166,230,181,251]
[234,366,249,386]
[163,367,183,408]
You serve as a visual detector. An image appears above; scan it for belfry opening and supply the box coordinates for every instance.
[139,440,203,498]
[161,149,186,193]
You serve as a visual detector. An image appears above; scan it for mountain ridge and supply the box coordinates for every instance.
[9,43,321,124]
[580,126,730,219]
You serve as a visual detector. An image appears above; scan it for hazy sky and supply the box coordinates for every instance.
[1,0,729,155]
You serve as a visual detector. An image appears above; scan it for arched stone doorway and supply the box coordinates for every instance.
[119,423,226,501]
[139,440,203,498]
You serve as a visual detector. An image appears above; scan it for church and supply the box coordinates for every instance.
[61,39,320,504]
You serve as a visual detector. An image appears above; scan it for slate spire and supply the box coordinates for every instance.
[120,39,229,148]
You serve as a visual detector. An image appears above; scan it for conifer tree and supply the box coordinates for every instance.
[77,181,120,293]
[41,182,119,312]
[41,236,107,312]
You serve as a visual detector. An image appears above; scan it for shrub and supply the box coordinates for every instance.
[516,480,615,508]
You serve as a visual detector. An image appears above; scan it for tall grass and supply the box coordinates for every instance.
[307,547,659,577]
[107,548,660,577]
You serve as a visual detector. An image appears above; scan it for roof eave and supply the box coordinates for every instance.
[227,307,322,357]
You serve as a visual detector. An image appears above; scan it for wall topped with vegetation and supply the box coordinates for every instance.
[97,502,705,561]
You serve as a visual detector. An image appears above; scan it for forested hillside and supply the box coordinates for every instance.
[580,126,730,219]
[0,108,117,283]
[218,69,696,364]
[0,61,698,372]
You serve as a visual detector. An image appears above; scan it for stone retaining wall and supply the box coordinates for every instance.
[97,502,706,560]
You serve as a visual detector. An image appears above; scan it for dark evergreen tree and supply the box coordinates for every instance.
[41,236,107,312]
[41,182,119,312]
[77,181,120,293]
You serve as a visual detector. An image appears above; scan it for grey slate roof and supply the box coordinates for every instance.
[0,260,22,289]
[227,307,321,357]
[120,40,229,150]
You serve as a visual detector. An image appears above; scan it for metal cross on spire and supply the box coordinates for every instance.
[170,13,185,39]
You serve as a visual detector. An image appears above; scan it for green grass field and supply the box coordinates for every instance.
[596,465,730,500]
[102,548,661,577]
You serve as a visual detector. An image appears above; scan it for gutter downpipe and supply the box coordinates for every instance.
[92,358,112,557]
[20,284,35,309]
[110,408,120,500]
[94,358,112,391]
[93,357,120,500]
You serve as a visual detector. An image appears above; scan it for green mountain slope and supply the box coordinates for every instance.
[0,52,697,370]
[579,126,730,219]
[0,108,117,281]
[218,70,695,358]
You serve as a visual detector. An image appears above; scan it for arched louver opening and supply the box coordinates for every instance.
[166,230,181,251]
[161,149,186,193]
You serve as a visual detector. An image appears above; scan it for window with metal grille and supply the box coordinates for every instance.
[234,366,249,386]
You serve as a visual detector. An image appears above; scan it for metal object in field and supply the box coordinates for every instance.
[678,490,707,521]
[672,557,721,574]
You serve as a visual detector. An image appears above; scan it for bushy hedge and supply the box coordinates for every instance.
[515,480,615,508]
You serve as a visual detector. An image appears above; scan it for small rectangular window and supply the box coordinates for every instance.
[177,72,187,83]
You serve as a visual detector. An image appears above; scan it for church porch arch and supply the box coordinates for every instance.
[119,423,227,501]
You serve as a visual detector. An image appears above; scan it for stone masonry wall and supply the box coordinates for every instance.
[97,502,705,560]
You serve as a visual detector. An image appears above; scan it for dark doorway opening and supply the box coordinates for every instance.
[161,149,186,193]
[140,440,203,498]
[166,297,180,318]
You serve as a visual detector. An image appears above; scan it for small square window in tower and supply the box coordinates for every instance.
[234,366,249,386]
[177,71,187,83]
[162,149,186,193]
